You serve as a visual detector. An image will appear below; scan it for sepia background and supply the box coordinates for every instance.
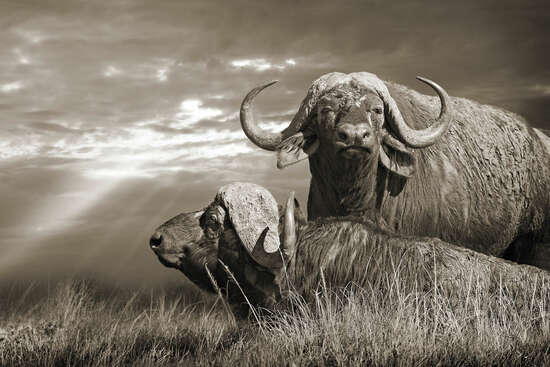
[1,0,549,288]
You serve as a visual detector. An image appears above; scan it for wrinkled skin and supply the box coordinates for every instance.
[240,72,550,269]
[150,184,550,310]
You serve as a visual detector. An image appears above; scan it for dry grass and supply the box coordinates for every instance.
[0,273,549,366]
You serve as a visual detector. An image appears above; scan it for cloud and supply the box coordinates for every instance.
[173,99,224,128]
[84,166,156,180]
[1,81,23,93]
[101,59,175,82]
[15,28,45,44]
[258,121,288,132]
[156,67,169,82]
[13,48,31,64]
[531,84,550,96]
[0,116,253,180]
[103,65,123,77]
[0,140,40,159]
[230,58,297,72]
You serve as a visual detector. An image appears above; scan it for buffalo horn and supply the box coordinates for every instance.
[282,191,297,259]
[240,81,308,151]
[386,76,452,148]
[250,191,297,269]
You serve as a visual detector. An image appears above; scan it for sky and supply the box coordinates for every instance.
[1,0,549,288]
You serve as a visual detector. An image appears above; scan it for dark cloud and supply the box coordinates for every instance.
[26,121,86,134]
[499,95,550,129]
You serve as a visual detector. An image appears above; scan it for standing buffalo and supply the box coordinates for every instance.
[240,72,550,268]
[149,183,549,309]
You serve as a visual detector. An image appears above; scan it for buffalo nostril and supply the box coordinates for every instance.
[362,131,370,139]
[183,246,190,257]
[150,232,163,249]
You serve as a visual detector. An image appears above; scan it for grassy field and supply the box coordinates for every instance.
[0,274,549,367]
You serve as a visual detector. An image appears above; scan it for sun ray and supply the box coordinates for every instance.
[0,159,156,274]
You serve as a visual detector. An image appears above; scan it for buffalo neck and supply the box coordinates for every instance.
[308,147,387,220]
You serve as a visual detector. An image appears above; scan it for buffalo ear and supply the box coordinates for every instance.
[276,132,319,169]
[379,134,416,178]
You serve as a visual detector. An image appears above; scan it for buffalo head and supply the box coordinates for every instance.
[149,182,302,307]
[240,72,452,178]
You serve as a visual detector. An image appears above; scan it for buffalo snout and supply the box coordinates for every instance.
[335,123,376,160]
[336,123,372,146]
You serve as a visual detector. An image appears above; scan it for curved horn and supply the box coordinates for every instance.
[251,227,284,269]
[386,76,452,148]
[240,81,310,151]
[240,81,282,151]
[250,191,297,269]
[282,191,297,259]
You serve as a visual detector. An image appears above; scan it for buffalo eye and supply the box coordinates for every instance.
[321,107,333,114]
[208,216,219,229]
[373,107,383,115]
[205,216,221,238]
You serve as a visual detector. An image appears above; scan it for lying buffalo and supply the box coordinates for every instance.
[149,183,549,309]
[240,72,550,269]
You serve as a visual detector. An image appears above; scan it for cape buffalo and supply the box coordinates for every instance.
[149,183,549,309]
[240,72,550,269]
